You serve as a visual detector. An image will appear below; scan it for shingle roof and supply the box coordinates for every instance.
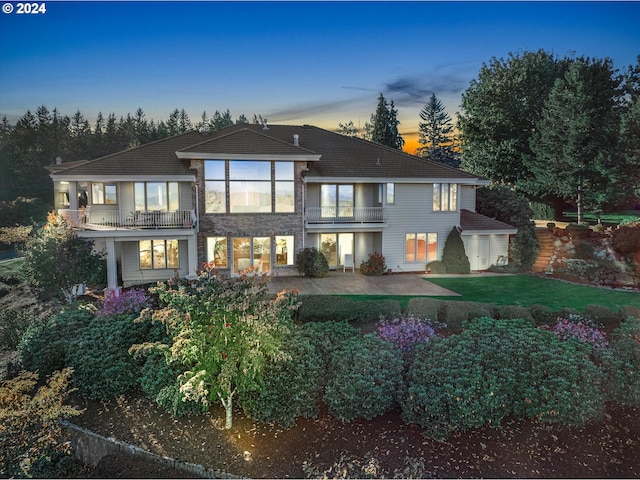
[177,128,318,157]
[209,124,481,180]
[49,123,486,182]
[460,209,517,232]
[51,131,207,177]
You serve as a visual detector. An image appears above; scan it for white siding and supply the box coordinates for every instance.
[119,182,135,217]
[382,183,460,273]
[120,240,189,287]
[462,234,510,270]
[459,185,476,211]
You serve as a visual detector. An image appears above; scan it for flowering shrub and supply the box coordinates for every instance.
[378,315,439,353]
[360,251,387,276]
[551,315,609,349]
[101,288,151,316]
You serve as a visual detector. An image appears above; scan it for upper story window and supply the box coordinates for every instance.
[91,183,117,205]
[205,161,226,213]
[321,184,354,217]
[275,162,295,213]
[135,182,179,211]
[204,160,295,214]
[386,183,395,204]
[229,161,271,213]
[433,183,458,212]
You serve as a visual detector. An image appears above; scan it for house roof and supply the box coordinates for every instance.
[211,124,483,182]
[176,128,319,159]
[460,209,518,233]
[49,123,487,183]
[50,131,207,178]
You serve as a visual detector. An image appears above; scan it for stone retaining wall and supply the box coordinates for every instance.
[60,420,241,479]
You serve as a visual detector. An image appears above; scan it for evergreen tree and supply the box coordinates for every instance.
[236,114,249,124]
[336,121,360,137]
[458,50,570,216]
[210,109,233,130]
[178,109,192,133]
[167,109,180,135]
[417,94,459,167]
[530,57,624,222]
[441,227,470,274]
[369,93,405,150]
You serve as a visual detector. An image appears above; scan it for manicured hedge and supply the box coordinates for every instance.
[296,295,401,323]
[18,305,95,376]
[239,331,323,427]
[403,317,606,440]
[606,317,640,406]
[296,321,359,386]
[324,334,404,422]
[66,314,151,400]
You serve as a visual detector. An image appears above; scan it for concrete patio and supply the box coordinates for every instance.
[267,271,464,296]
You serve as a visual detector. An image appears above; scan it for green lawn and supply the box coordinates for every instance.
[426,275,640,312]
[562,210,639,226]
[344,275,640,312]
[0,257,24,279]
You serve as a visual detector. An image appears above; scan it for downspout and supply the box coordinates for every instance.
[194,182,199,232]
[301,176,306,250]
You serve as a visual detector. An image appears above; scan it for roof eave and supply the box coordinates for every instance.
[303,176,489,184]
[176,152,321,161]
[460,228,518,235]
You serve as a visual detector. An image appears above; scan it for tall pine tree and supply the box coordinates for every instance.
[417,94,459,167]
[367,93,404,150]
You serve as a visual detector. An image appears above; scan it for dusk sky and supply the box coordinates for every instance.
[1,1,639,153]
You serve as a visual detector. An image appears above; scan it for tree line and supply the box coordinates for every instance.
[0,107,250,203]
[338,50,640,221]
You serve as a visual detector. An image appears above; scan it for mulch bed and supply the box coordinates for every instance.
[73,393,640,479]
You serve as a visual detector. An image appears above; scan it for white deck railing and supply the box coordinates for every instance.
[59,209,197,230]
[305,206,386,223]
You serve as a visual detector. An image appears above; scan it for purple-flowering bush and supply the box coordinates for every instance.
[101,288,152,316]
[378,315,438,353]
[551,315,609,349]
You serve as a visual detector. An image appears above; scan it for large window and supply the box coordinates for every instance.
[91,183,117,205]
[139,239,179,269]
[205,160,295,214]
[433,183,458,212]
[206,237,228,268]
[134,182,179,211]
[229,161,271,213]
[275,235,294,265]
[233,236,270,274]
[321,184,354,218]
[405,233,437,262]
[205,161,226,213]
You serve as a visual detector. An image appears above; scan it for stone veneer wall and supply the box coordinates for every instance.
[192,159,306,276]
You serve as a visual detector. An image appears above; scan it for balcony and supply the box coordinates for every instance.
[59,209,197,231]
[305,206,386,224]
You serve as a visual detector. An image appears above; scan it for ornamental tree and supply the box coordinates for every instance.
[132,264,299,429]
[22,212,105,302]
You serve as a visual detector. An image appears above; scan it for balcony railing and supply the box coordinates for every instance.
[305,206,386,224]
[59,209,197,230]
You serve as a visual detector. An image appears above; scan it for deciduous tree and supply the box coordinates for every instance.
[132,265,299,429]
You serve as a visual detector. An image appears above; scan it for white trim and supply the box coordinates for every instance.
[176,152,321,161]
[461,229,517,235]
[304,176,489,185]
[51,175,195,182]
[77,230,196,240]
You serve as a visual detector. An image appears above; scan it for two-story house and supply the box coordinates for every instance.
[49,123,516,292]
